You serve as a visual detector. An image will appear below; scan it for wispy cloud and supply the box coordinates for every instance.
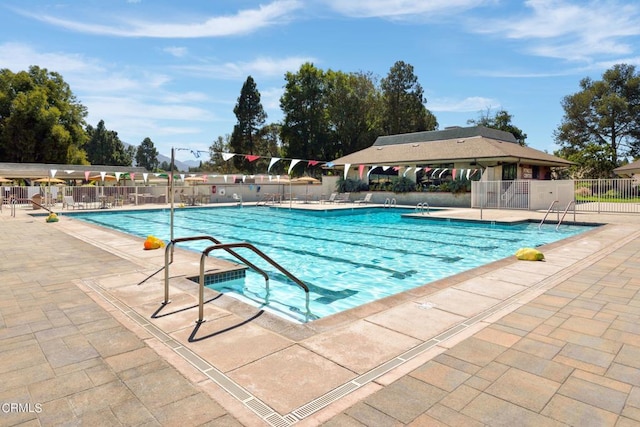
[476,1,640,62]
[177,56,316,80]
[323,0,490,19]
[22,0,302,38]
[428,96,500,113]
[164,46,188,58]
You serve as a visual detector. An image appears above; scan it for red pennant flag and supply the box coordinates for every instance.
[358,164,365,179]
[245,155,260,162]
[308,160,319,167]
[452,168,457,180]
[84,171,90,181]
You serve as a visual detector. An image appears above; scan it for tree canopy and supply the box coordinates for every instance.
[554,63,640,178]
[0,66,88,164]
[380,61,437,135]
[135,137,159,171]
[230,76,266,172]
[467,108,527,146]
[85,120,133,166]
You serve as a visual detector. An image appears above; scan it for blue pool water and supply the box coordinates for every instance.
[72,206,594,322]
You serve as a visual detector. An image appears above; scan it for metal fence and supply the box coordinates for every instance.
[472,179,640,214]
[574,179,640,214]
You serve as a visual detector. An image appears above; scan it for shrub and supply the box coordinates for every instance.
[390,176,415,193]
[575,187,592,197]
[336,177,369,193]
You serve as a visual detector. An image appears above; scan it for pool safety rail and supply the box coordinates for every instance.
[163,235,270,305]
[538,200,576,230]
[384,197,397,208]
[415,201,430,215]
[199,242,311,323]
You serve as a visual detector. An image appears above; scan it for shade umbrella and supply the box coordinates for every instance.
[34,177,66,184]
[88,174,118,182]
[184,176,206,198]
[0,177,14,183]
[292,176,321,202]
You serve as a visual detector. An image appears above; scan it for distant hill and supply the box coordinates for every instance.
[125,142,198,172]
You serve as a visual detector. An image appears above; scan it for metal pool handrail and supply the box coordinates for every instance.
[538,200,558,230]
[198,242,311,324]
[415,201,430,215]
[163,235,269,305]
[556,200,576,231]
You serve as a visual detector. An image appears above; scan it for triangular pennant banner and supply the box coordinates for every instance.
[143,173,148,183]
[100,172,106,181]
[65,170,74,174]
[344,163,351,180]
[84,171,90,181]
[358,164,365,179]
[130,173,136,181]
[50,169,57,178]
[245,155,260,162]
[452,169,457,180]
[221,153,235,161]
[288,159,301,175]
[115,172,122,181]
[268,158,280,174]
[308,160,319,167]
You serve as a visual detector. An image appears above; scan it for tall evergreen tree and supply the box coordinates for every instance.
[229,76,266,172]
[135,137,159,171]
[380,61,437,135]
[85,120,132,166]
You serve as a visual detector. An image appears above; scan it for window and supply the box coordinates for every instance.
[502,163,517,180]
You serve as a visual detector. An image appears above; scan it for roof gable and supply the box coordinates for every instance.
[373,126,517,146]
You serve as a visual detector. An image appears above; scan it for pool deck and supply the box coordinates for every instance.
[2,202,640,426]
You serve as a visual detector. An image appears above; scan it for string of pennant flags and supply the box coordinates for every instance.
[45,150,481,183]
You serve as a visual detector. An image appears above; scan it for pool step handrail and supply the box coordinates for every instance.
[384,197,397,208]
[163,235,269,305]
[538,200,559,230]
[556,200,576,231]
[415,202,430,215]
[198,242,311,324]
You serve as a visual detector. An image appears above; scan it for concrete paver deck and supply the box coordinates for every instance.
[2,202,640,426]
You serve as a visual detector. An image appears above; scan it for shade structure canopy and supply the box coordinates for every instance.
[0,176,14,183]
[33,177,66,184]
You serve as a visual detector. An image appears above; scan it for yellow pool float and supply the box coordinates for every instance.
[515,247,544,261]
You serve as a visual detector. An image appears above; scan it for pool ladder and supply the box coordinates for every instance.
[415,201,430,215]
[162,235,311,324]
[538,200,576,230]
[384,197,397,208]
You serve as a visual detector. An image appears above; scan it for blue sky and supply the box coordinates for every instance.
[1,0,639,163]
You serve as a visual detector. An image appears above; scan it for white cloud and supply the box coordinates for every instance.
[323,0,490,19]
[178,56,316,80]
[0,42,103,75]
[428,96,500,113]
[24,0,302,38]
[476,1,640,62]
[164,46,188,58]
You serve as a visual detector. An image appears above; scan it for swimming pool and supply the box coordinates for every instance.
[72,206,594,322]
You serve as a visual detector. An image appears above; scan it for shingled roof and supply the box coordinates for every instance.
[331,126,572,168]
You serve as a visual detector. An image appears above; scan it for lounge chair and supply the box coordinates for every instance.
[355,193,373,204]
[335,193,351,203]
[321,193,337,204]
[63,195,83,209]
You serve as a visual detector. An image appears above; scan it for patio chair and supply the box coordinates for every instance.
[335,193,351,203]
[355,193,373,204]
[63,195,84,209]
[320,193,337,204]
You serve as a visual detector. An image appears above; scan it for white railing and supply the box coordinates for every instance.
[574,179,640,213]
[472,180,530,210]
